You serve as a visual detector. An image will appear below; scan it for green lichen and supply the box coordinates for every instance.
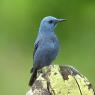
[48,66,81,95]
[75,75,94,95]
[27,65,95,95]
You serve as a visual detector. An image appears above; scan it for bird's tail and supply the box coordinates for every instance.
[29,68,37,86]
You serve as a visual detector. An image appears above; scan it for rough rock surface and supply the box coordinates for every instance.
[26,65,95,95]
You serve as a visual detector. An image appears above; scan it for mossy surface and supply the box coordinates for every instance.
[26,65,95,95]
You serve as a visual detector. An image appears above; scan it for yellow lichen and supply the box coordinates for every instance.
[27,65,95,95]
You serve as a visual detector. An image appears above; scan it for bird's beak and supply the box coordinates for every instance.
[56,19,67,23]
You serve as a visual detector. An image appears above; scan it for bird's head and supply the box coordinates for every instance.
[39,16,66,32]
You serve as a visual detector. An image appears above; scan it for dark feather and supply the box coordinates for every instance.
[33,41,40,59]
[29,68,37,86]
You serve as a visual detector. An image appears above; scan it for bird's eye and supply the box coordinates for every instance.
[48,20,53,24]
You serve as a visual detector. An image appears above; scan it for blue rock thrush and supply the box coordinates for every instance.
[29,16,66,86]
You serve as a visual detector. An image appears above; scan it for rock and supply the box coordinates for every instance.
[26,65,95,95]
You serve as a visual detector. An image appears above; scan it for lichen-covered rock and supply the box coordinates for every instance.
[26,65,95,95]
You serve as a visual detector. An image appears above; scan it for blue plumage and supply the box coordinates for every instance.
[29,16,66,86]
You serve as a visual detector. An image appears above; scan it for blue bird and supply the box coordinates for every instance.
[29,16,66,86]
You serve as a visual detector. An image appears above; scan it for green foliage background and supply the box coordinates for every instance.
[0,0,95,95]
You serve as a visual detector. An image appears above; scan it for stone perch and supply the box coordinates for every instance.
[26,65,95,95]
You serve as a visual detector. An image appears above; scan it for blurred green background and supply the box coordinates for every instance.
[0,0,95,95]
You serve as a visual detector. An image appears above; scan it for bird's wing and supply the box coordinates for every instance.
[33,40,40,59]
[30,41,40,73]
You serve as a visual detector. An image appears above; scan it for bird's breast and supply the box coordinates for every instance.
[41,37,59,56]
[33,36,59,69]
